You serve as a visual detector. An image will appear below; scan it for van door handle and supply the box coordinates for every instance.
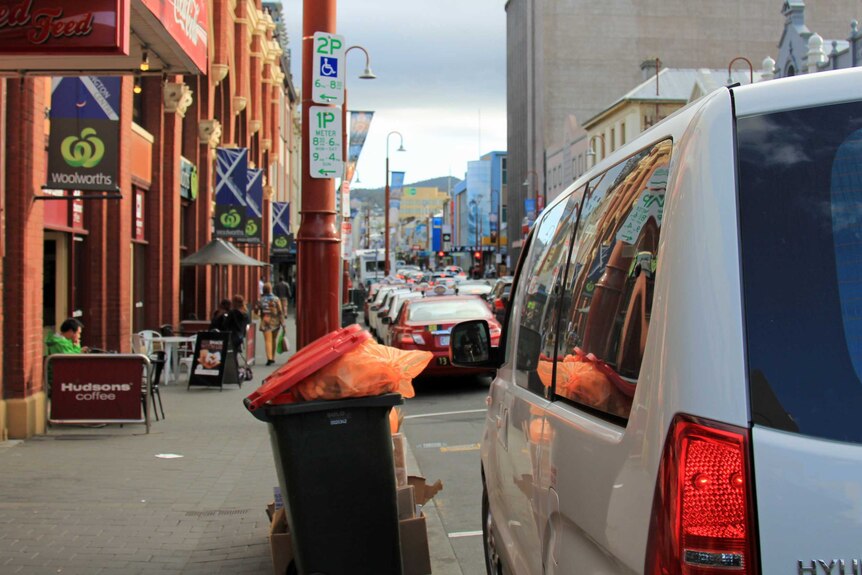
[499,407,509,451]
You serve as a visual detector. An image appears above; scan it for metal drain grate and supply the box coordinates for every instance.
[185,509,251,518]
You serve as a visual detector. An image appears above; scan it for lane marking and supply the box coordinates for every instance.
[403,408,487,420]
[440,443,480,453]
[448,530,483,538]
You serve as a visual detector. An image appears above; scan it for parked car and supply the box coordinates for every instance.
[450,67,862,575]
[365,285,405,336]
[370,288,409,340]
[392,295,500,376]
[380,290,424,346]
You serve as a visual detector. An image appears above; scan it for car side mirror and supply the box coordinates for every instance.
[449,319,502,369]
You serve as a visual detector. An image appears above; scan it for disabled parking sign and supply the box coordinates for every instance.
[312,32,344,105]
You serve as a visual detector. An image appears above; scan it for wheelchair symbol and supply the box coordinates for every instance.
[320,57,338,78]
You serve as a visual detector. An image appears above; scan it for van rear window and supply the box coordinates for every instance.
[737,100,862,443]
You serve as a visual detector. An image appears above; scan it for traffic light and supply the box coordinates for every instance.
[474,251,482,260]
[437,251,445,258]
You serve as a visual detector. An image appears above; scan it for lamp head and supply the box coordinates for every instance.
[359,67,376,80]
[397,144,406,152]
[522,179,530,186]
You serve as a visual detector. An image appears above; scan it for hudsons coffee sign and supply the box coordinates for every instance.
[0,0,127,54]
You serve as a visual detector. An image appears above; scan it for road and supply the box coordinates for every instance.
[401,374,492,575]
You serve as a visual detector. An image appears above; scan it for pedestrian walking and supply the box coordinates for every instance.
[274,275,292,315]
[256,282,284,366]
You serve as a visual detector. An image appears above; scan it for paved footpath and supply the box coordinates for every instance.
[0,316,463,575]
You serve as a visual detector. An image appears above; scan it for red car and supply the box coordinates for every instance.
[391,295,501,376]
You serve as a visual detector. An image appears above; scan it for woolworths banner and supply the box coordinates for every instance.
[215,147,248,238]
[47,77,120,192]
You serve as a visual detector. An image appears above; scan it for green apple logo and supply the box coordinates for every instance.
[220,208,242,228]
[61,127,105,168]
[245,220,258,236]
[274,236,288,248]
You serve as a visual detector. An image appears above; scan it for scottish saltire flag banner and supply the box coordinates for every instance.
[48,77,121,192]
[271,201,291,255]
[240,168,263,244]
[215,147,248,238]
[345,110,374,183]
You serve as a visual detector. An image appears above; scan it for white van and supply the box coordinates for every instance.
[449,67,862,575]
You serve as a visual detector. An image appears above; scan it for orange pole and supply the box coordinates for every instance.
[297,0,339,348]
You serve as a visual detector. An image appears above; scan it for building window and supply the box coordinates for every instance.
[501,157,507,185]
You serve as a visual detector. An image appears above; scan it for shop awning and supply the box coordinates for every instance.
[0,0,208,75]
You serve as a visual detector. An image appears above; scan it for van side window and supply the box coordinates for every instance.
[513,190,582,396]
[555,139,672,419]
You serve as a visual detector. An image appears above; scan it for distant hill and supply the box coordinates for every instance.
[351,176,461,211]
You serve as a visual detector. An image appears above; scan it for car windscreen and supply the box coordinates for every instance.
[407,299,491,322]
[737,99,862,443]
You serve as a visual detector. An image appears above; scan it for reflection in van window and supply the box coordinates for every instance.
[514,191,581,396]
[555,140,672,419]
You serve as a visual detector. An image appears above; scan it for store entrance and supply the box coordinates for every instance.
[43,232,70,344]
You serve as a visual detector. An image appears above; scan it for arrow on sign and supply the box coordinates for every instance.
[318,169,336,176]
[320,95,337,101]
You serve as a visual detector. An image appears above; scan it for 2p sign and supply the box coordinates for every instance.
[309,106,343,179]
[312,32,344,106]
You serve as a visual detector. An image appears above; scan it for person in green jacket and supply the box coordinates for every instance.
[45,318,89,394]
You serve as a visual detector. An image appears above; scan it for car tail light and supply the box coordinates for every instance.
[489,325,502,337]
[399,330,426,345]
[646,415,758,575]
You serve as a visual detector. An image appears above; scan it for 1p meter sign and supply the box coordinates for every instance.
[309,106,343,179]
[312,32,345,105]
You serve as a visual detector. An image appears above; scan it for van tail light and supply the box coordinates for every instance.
[489,324,502,337]
[494,298,505,311]
[646,415,758,575]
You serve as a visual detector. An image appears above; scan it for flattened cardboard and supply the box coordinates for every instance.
[407,475,443,506]
[393,433,408,487]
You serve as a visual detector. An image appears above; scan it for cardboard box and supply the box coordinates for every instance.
[269,507,294,575]
[397,485,416,520]
[392,433,408,487]
[400,513,432,575]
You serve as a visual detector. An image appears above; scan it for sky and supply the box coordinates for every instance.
[278,0,507,189]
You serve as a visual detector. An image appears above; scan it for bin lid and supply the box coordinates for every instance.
[244,324,371,411]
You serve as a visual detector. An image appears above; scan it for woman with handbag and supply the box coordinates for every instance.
[257,282,284,366]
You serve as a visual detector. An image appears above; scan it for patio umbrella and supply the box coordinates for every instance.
[180,238,267,305]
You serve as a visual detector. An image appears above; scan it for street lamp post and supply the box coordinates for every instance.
[384,131,405,277]
[727,56,754,84]
[297,0,337,348]
[340,45,375,303]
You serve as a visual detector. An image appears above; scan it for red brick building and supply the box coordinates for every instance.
[0,0,298,439]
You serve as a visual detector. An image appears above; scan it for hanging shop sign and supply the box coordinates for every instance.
[180,156,198,200]
[239,168,263,244]
[214,147,248,239]
[47,76,120,192]
[271,201,292,256]
[0,0,129,55]
[140,0,208,74]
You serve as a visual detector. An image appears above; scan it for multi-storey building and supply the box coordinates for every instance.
[0,0,298,440]
[505,0,862,262]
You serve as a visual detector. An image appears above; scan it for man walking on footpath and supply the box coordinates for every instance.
[274,275,292,315]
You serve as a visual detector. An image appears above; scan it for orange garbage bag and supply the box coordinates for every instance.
[292,339,433,401]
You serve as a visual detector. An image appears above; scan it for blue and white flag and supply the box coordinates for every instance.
[215,148,248,238]
[240,168,263,244]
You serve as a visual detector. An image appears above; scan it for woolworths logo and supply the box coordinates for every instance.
[245,220,258,236]
[61,128,105,168]
[220,208,242,228]
[274,236,288,248]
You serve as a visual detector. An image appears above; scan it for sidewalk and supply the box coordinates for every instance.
[0,315,462,575]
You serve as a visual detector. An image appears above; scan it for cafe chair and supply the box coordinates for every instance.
[144,351,166,421]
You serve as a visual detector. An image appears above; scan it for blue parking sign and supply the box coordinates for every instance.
[320,57,338,78]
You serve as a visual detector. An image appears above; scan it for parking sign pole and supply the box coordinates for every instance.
[298,0,340,348]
